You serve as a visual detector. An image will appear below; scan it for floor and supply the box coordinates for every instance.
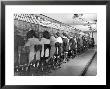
[85,54,97,76]
[47,47,97,76]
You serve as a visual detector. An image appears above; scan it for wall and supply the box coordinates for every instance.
[93,31,97,45]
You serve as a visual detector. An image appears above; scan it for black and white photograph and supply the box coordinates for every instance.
[14,13,97,76]
[4,4,106,85]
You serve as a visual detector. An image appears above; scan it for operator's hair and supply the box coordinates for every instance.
[43,31,50,39]
[26,29,36,39]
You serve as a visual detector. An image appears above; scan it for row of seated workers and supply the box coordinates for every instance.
[14,29,95,75]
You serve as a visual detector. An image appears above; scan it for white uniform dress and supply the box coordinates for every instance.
[25,38,41,63]
[40,38,50,57]
[50,36,57,58]
[56,37,63,43]
[56,37,63,54]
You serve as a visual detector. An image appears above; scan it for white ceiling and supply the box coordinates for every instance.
[43,13,97,31]
[43,13,97,25]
